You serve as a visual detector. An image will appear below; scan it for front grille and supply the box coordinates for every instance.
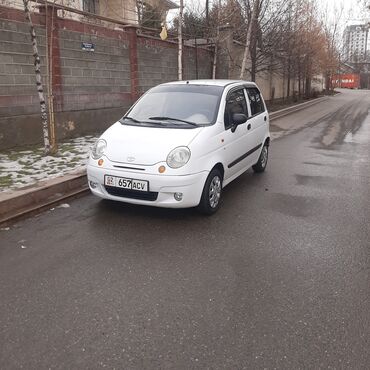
[105,186,158,201]
[113,165,145,171]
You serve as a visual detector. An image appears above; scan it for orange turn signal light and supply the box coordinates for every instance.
[158,165,166,173]
[98,159,104,166]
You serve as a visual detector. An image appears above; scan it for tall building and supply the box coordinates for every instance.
[343,23,369,63]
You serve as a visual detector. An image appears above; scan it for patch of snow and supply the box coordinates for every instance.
[0,135,98,192]
[57,203,70,209]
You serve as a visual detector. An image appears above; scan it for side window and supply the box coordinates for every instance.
[247,88,265,116]
[224,89,248,130]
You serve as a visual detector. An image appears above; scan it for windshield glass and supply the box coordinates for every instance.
[124,84,223,127]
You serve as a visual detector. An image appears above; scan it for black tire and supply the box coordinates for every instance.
[198,168,223,215]
[252,144,268,173]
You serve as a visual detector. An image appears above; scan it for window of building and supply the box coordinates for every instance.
[83,0,99,14]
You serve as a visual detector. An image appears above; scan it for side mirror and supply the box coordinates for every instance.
[231,113,248,132]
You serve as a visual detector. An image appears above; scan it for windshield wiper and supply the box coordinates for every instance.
[120,116,141,124]
[149,116,198,126]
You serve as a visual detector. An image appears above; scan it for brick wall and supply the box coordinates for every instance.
[0,6,213,149]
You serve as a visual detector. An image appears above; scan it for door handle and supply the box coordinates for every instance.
[264,116,267,121]
[247,123,251,130]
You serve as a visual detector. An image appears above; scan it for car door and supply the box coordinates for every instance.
[245,87,268,165]
[222,87,255,181]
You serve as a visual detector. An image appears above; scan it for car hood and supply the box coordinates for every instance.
[102,122,203,166]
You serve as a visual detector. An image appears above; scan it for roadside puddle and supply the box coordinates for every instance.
[344,109,370,145]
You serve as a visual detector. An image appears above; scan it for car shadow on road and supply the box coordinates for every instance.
[95,197,199,221]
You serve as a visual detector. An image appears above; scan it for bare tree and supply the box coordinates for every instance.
[240,0,260,79]
[321,1,344,93]
[23,0,50,155]
[239,0,289,81]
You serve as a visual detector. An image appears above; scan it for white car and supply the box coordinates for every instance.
[87,80,270,214]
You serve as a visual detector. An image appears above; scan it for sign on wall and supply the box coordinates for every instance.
[81,42,95,52]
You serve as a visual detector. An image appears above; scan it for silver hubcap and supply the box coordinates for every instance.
[209,175,221,208]
[260,146,268,168]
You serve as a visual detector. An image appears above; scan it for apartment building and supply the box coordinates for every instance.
[343,23,370,62]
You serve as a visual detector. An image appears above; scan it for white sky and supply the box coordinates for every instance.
[172,0,368,25]
[317,0,368,26]
[168,0,369,41]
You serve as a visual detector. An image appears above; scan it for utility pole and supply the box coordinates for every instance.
[178,0,183,80]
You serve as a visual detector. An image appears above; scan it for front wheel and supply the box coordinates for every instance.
[198,169,222,215]
[252,144,268,173]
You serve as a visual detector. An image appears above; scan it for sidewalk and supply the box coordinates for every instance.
[0,135,97,192]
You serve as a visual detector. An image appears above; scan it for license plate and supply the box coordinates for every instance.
[104,175,148,192]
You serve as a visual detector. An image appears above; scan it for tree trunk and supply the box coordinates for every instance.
[23,0,50,155]
[212,0,221,79]
[325,73,330,93]
[45,2,57,153]
[250,43,257,81]
[305,76,311,98]
[205,0,209,28]
[240,1,258,79]
[212,39,218,79]
[305,55,311,98]
[287,57,291,98]
[178,0,183,80]
[286,0,292,98]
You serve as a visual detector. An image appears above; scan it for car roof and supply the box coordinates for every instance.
[161,79,257,88]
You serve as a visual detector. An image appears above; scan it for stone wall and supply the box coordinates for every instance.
[0,5,213,149]
[136,37,213,95]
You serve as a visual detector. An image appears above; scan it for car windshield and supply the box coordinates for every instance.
[123,84,224,127]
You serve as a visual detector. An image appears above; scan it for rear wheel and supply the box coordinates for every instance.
[252,144,268,173]
[198,169,222,215]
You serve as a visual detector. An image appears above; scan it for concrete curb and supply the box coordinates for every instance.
[0,95,330,224]
[270,96,329,121]
[0,170,88,224]
[270,96,329,122]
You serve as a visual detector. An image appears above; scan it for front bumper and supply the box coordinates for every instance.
[87,164,209,208]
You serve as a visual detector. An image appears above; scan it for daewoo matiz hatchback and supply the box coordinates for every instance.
[87,80,270,214]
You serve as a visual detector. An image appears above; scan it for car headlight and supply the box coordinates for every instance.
[91,139,107,159]
[166,146,191,169]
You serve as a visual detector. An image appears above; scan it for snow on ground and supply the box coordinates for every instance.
[0,135,98,192]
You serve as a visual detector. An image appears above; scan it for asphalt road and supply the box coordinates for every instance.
[1,89,370,369]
